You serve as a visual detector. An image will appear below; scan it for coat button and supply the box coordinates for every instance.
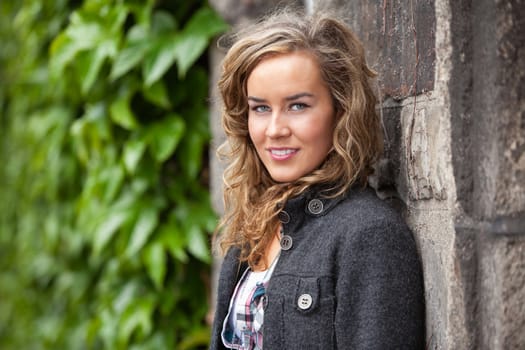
[278,210,290,224]
[280,235,293,250]
[297,293,313,310]
[307,198,324,214]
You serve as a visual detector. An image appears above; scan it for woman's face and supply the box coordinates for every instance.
[247,51,335,183]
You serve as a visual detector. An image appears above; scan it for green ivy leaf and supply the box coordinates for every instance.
[93,208,134,255]
[49,33,79,76]
[127,1,154,26]
[76,40,117,94]
[147,114,185,162]
[110,25,150,80]
[86,316,102,346]
[150,10,177,35]
[141,7,227,84]
[179,132,205,179]
[187,225,210,263]
[126,206,158,256]
[143,241,166,290]
[142,80,171,108]
[102,164,125,203]
[70,118,89,165]
[157,286,176,316]
[173,34,207,78]
[183,6,228,39]
[66,12,106,48]
[105,4,129,34]
[118,297,155,346]
[99,309,119,349]
[133,332,167,350]
[110,41,149,80]
[113,281,139,313]
[179,326,213,350]
[160,223,188,263]
[110,96,139,130]
[123,137,147,174]
[174,6,228,77]
[142,36,178,86]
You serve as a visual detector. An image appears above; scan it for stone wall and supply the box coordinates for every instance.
[208,0,525,348]
[449,0,525,348]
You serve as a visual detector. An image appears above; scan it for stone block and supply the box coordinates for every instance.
[397,96,447,201]
[210,0,302,26]
[324,0,436,100]
[478,235,525,349]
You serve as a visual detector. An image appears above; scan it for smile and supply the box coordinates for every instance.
[268,148,298,160]
[271,149,295,156]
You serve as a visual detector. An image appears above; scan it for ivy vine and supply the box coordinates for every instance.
[0,0,227,348]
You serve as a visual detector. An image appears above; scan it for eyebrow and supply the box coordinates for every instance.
[247,92,314,103]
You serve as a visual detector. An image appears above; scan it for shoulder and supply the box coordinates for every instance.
[328,187,408,233]
[326,188,425,348]
[337,187,400,219]
[327,187,418,261]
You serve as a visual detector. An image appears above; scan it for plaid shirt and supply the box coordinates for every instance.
[221,257,278,350]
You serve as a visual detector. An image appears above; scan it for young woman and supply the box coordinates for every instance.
[210,10,425,350]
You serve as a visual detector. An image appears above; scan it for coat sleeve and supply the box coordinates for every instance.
[335,215,426,349]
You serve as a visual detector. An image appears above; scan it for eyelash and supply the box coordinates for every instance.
[250,103,309,113]
[290,103,308,111]
[251,105,270,113]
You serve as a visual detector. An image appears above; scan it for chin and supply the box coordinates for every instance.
[269,173,301,183]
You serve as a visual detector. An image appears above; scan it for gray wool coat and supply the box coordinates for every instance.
[209,186,425,349]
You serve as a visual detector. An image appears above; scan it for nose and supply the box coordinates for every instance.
[266,111,290,138]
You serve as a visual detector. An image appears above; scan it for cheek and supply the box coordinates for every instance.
[247,117,263,145]
[313,129,334,153]
[301,115,335,148]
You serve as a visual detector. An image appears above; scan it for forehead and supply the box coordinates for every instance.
[247,51,325,94]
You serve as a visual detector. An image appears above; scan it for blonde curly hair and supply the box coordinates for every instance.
[215,9,382,268]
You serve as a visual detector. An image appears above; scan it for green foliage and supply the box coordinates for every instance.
[0,0,227,348]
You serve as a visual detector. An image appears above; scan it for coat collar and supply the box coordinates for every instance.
[278,184,349,236]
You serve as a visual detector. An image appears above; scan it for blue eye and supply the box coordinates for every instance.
[252,105,270,113]
[290,103,307,111]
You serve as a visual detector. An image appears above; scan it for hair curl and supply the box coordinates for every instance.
[215,9,383,268]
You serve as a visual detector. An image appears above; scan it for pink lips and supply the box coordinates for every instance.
[267,148,298,160]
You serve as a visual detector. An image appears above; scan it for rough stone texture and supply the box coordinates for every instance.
[208,0,525,348]
[207,40,226,324]
[450,0,525,221]
[451,224,479,349]
[404,200,456,350]
[374,96,448,201]
[316,0,435,100]
[209,41,226,218]
[393,97,458,349]
[340,0,436,100]
[399,97,448,201]
[478,235,525,349]
[209,0,302,27]
[491,0,525,217]
[449,0,525,347]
